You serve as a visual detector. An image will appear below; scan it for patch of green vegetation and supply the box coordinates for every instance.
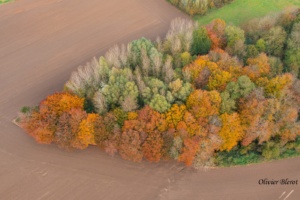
[195,0,300,26]
[215,144,263,167]
[0,0,12,4]
[215,137,300,167]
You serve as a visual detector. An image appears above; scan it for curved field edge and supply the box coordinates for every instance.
[18,10,300,169]
[195,0,300,25]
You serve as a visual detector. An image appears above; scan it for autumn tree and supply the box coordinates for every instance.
[178,137,200,166]
[239,89,268,146]
[72,113,98,149]
[186,90,221,120]
[219,113,244,151]
[119,129,143,162]
[55,108,87,149]
[142,130,164,162]
[243,53,270,82]
[20,92,84,144]
[206,19,226,49]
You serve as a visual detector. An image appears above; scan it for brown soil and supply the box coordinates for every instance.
[0,0,299,199]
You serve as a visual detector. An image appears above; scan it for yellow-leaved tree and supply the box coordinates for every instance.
[219,113,244,151]
[73,113,98,149]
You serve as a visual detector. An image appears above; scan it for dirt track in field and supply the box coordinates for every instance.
[0,0,299,199]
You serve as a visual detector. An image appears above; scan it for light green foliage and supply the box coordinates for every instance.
[98,68,138,113]
[221,75,255,113]
[128,38,155,67]
[225,25,245,46]
[98,57,110,84]
[263,26,287,57]
[225,75,255,99]
[168,79,194,102]
[225,25,246,58]
[255,39,266,53]
[236,75,256,97]
[262,142,280,160]
[143,78,167,103]
[180,52,192,67]
[149,94,171,113]
[220,91,236,114]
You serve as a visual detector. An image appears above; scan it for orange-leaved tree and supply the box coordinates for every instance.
[186,89,221,120]
[20,92,84,144]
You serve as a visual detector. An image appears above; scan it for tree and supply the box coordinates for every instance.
[121,96,138,112]
[245,45,259,60]
[180,52,192,67]
[183,111,202,136]
[255,39,266,53]
[149,94,171,113]
[20,110,55,144]
[219,113,244,151]
[191,27,212,55]
[225,25,246,58]
[263,73,293,98]
[168,79,193,102]
[194,67,211,89]
[186,90,221,119]
[178,137,200,166]
[244,53,270,81]
[128,37,156,68]
[206,19,226,49]
[285,22,300,77]
[142,130,164,162]
[119,129,143,162]
[55,108,87,149]
[165,18,196,54]
[163,56,175,84]
[72,113,98,149]
[263,26,287,57]
[239,89,267,146]
[220,91,236,114]
[227,75,255,99]
[169,136,183,159]
[20,93,84,144]
[39,92,84,118]
[262,142,280,160]
[207,68,232,91]
[165,104,186,129]
[268,56,283,77]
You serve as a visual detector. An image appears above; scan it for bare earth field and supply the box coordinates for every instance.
[0,0,299,199]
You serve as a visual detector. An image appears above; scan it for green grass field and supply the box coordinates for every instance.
[195,0,300,26]
[0,0,12,4]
